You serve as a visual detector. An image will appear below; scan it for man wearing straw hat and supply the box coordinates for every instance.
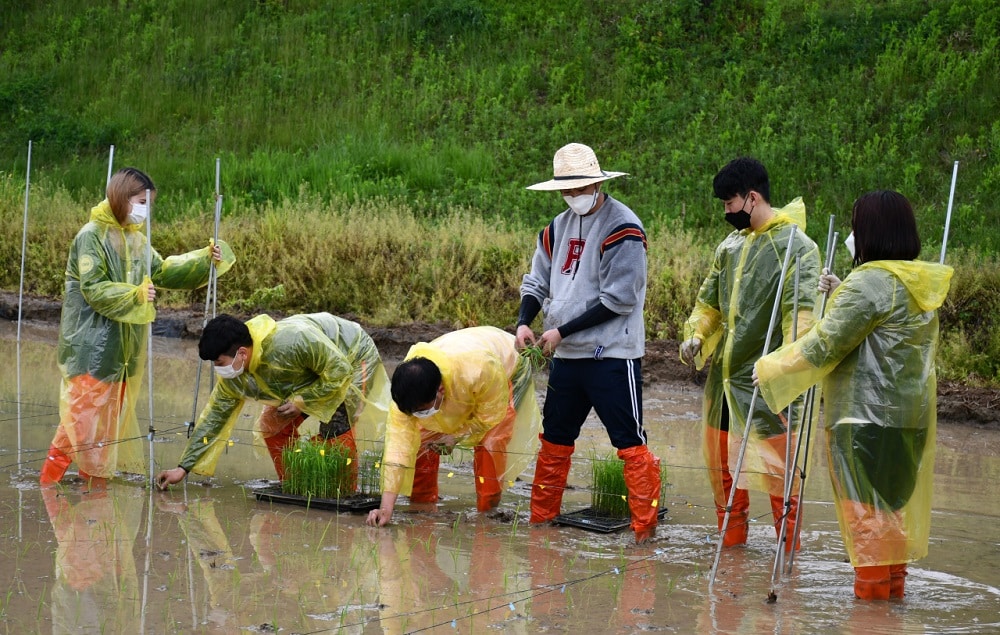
[680,157,820,551]
[516,142,662,544]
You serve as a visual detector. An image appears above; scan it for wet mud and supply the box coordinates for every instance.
[1,314,1000,633]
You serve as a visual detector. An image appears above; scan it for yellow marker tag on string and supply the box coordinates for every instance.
[447,472,454,478]
[202,437,208,444]
[652,499,658,508]
[320,449,325,456]
[621,495,627,501]
[346,458,352,465]
[228,439,234,447]
[479,476,485,484]
[295,448,302,453]
[508,480,515,487]
[375,462,380,469]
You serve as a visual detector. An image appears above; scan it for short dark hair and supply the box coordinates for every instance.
[199,314,252,361]
[391,357,442,414]
[713,157,771,203]
[851,190,921,265]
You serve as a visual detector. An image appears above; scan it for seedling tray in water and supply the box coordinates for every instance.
[553,506,669,533]
[253,486,380,513]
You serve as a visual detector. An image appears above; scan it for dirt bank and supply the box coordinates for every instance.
[3,290,998,429]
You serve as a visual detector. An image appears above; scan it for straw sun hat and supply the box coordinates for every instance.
[526,143,628,191]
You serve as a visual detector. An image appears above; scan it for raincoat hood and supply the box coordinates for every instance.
[90,199,121,227]
[856,261,953,313]
[760,197,807,232]
[245,314,279,373]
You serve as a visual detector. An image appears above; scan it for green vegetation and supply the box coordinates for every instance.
[589,453,668,519]
[281,439,379,499]
[1,0,998,382]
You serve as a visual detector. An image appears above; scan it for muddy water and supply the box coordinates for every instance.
[1,320,999,634]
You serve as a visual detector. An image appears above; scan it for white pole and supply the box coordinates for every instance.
[16,140,31,476]
[145,188,155,485]
[106,145,115,188]
[785,226,839,575]
[709,227,798,592]
[940,161,959,265]
[770,256,801,589]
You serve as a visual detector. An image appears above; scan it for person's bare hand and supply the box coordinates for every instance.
[366,508,391,527]
[156,467,187,491]
[515,325,536,350]
[146,284,156,302]
[538,329,562,355]
[211,245,222,262]
[276,402,301,418]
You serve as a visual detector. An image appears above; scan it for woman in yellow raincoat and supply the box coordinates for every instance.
[41,168,235,487]
[366,326,541,526]
[755,190,952,600]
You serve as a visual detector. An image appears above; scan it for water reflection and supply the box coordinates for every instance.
[3,322,1000,633]
[42,484,142,634]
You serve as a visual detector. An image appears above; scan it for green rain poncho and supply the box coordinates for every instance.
[756,260,953,566]
[56,199,235,477]
[381,326,541,496]
[682,198,820,495]
[180,313,390,475]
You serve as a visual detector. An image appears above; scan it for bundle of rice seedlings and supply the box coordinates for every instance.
[282,439,356,499]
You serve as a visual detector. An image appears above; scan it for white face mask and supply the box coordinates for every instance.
[412,390,442,418]
[127,202,148,226]
[213,350,245,379]
[845,232,856,259]
[412,405,439,419]
[563,190,599,216]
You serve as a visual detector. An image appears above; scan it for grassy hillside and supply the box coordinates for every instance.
[1,1,997,241]
[1,0,999,381]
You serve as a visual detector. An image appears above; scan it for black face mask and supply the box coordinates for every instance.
[724,195,753,230]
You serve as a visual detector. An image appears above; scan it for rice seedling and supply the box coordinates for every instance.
[281,439,356,500]
[518,344,548,373]
[589,453,670,518]
[590,453,629,518]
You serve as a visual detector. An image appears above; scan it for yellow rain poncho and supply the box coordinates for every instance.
[756,260,953,566]
[55,200,235,478]
[683,198,820,497]
[180,313,389,475]
[381,326,541,496]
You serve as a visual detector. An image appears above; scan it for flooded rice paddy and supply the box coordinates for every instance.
[2,319,999,634]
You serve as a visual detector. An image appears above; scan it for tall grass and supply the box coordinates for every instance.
[0,1,997,250]
[3,179,999,382]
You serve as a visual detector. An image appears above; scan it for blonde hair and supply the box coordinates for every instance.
[106,167,156,223]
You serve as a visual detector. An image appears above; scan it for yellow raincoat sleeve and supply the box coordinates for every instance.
[682,245,725,370]
[151,239,236,290]
[756,272,889,414]
[178,381,246,475]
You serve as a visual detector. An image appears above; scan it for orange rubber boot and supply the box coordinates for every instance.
[410,447,440,503]
[854,565,891,600]
[264,425,298,481]
[618,445,662,543]
[40,443,73,486]
[716,430,750,547]
[889,564,907,599]
[473,446,503,512]
[770,494,802,552]
[530,434,574,523]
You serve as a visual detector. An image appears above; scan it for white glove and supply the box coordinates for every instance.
[680,338,702,366]
[818,267,842,295]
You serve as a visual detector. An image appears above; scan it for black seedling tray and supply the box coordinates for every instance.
[553,506,669,533]
[252,486,380,513]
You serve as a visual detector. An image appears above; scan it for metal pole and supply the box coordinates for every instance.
[16,140,31,476]
[940,161,959,265]
[770,257,801,590]
[145,189,155,484]
[107,145,115,188]
[709,226,798,592]
[784,226,839,575]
